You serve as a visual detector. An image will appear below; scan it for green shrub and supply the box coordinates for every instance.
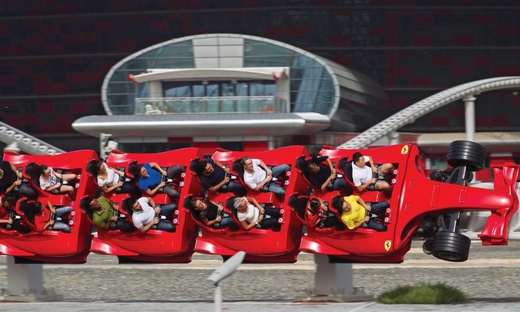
[376,282,467,304]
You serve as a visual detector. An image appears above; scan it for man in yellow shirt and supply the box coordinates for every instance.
[331,195,388,231]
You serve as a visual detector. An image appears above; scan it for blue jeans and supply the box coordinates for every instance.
[259,207,281,229]
[218,216,235,228]
[333,177,348,191]
[224,180,247,197]
[366,202,390,232]
[157,203,177,232]
[268,164,290,196]
[51,206,74,233]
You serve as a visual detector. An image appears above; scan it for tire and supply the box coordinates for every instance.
[422,239,434,255]
[447,140,486,171]
[431,231,471,262]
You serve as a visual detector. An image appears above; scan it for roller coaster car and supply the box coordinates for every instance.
[298,142,519,263]
[90,148,201,263]
[105,148,191,201]
[192,146,310,263]
[0,150,99,263]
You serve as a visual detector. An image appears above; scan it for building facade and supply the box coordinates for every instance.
[1,1,520,152]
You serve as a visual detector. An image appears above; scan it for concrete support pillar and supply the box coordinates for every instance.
[294,255,372,302]
[7,256,43,296]
[5,256,62,301]
[463,95,476,142]
[315,254,353,296]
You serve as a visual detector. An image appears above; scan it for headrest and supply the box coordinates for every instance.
[338,157,353,182]
[288,194,308,220]
[232,159,244,177]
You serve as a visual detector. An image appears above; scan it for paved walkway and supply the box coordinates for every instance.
[0,240,519,311]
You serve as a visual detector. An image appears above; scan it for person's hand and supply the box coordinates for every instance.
[152,217,160,225]
[266,168,273,176]
[258,215,264,222]
[222,167,230,174]
[223,176,230,184]
[16,171,23,178]
[118,171,125,177]
[330,168,336,175]
[217,204,224,211]
[215,215,222,222]
[159,181,166,188]
[330,171,337,179]
[265,175,272,182]
[370,178,377,184]
[50,207,56,214]
[372,167,378,173]
[7,218,13,225]
[110,216,119,222]
[13,180,21,186]
[113,203,120,210]
[116,181,124,188]
[49,220,55,226]
[55,172,62,179]
[364,216,370,223]
[154,207,161,214]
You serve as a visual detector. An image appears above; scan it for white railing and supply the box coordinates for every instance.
[135,96,287,115]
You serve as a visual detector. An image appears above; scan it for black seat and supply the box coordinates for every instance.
[288,194,308,221]
[232,159,244,179]
[338,157,353,183]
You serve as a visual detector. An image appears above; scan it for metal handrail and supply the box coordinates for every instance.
[135,96,286,114]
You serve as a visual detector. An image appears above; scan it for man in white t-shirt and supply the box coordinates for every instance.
[123,197,177,233]
[351,152,394,192]
[240,156,290,197]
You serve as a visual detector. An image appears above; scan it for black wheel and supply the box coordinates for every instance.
[447,140,486,171]
[422,239,434,255]
[431,231,471,262]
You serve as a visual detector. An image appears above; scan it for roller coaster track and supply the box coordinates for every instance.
[0,121,64,155]
[338,76,520,149]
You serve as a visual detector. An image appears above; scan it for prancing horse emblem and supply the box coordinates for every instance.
[384,240,392,251]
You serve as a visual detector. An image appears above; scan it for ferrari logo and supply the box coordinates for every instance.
[401,145,409,154]
[384,240,392,251]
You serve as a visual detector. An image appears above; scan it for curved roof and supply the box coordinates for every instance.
[101,33,384,118]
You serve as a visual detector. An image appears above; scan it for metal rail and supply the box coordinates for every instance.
[0,122,64,155]
[339,76,520,149]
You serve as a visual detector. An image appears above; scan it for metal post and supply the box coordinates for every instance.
[214,282,222,312]
[387,132,401,145]
[463,95,476,141]
[99,133,111,159]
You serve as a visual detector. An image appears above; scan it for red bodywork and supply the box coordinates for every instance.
[88,148,199,263]
[298,144,519,263]
[0,144,517,264]
[1,150,98,263]
[190,146,309,263]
